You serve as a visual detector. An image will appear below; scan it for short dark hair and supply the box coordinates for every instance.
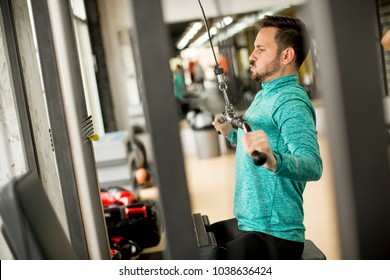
[259,15,311,67]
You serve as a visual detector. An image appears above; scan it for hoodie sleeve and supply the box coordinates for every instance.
[272,98,323,181]
[227,128,238,145]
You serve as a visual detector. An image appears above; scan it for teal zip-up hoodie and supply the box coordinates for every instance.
[227,74,322,242]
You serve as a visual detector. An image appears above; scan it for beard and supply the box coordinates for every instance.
[250,54,281,83]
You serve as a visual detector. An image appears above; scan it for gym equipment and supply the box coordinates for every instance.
[135,167,153,188]
[192,213,326,260]
[301,239,327,260]
[101,186,138,206]
[113,190,138,206]
[192,213,218,259]
[0,172,78,259]
[101,188,162,259]
[198,0,266,166]
[93,131,134,189]
[101,191,117,207]
[189,109,221,159]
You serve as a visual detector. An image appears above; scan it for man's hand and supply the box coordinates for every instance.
[212,115,233,137]
[241,131,277,171]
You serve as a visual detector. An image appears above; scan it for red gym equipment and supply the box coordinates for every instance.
[100,187,162,259]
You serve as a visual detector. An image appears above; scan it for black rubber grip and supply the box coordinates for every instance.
[251,151,267,166]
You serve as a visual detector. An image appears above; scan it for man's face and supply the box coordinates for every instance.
[249,27,282,83]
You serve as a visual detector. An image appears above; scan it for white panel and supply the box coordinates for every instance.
[97,0,134,132]
[0,11,28,186]
[11,0,69,236]
[73,20,105,136]
[0,6,27,260]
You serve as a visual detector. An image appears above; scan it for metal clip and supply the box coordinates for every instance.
[81,115,100,143]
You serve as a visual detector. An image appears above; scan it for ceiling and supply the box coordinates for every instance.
[168,20,194,49]
[161,0,306,24]
[165,0,305,53]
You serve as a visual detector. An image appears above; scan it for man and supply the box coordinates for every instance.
[211,15,323,259]
[382,29,390,50]
[173,65,185,102]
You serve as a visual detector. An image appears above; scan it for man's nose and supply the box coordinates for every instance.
[249,56,255,66]
[249,52,256,64]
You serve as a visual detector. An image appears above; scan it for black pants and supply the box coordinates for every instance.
[209,218,304,260]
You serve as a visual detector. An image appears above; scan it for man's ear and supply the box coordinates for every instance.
[281,47,295,65]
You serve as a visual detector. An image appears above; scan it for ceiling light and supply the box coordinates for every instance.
[190,32,210,47]
[223,16,233,26]
[176,21,203,50]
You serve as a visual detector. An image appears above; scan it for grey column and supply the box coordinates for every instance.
[309,0,390,259]
[129,0,199,259]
